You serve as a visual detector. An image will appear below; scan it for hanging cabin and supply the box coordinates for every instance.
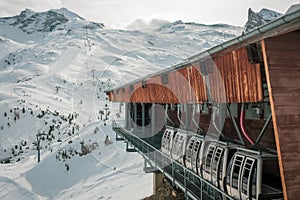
[106,9,300,200]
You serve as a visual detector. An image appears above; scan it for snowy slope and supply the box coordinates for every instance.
[0,8,242,200]
[0,122,152,200]
[0,177,38,200]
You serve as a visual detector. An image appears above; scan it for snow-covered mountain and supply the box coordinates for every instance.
[0,8,242,200]
[0,7,242,124]
[0,8,103,34]
[286,4,300,14]
[244,8,282,33]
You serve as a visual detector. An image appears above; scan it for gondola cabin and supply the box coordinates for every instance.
[161,126,177,156]
[202,141,237,192]
[170,129,192,164]
[226,148,282,200]
[185,135,204,173]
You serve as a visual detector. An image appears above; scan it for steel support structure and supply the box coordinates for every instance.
[112,120,235,200]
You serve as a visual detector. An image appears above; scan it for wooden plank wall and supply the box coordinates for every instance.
[107,47,263,103]
[188,65,208,103]
[210,48,263,103]
[262,29,300,200]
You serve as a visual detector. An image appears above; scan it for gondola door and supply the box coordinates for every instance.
[240,157,256,200]
[211,147,224,189]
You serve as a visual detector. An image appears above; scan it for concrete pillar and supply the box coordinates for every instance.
[153,172,164,195]
[151,103,155,134]
[125,103,129,129]
[219,103,225,133]
[185,104,190,130]
[119,103,123,113]
[151,103,155,142]
[134,103,137,130]
[165,104,168,126]
[142,103,145,137]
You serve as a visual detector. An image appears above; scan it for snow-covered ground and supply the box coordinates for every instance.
[0,123,153,200]
[0,7,244,200]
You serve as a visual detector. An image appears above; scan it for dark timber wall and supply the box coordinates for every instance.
[262,29,300,200]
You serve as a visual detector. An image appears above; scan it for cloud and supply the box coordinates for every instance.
[0,0,63,17]
[0,0,296,28]
[126,18,170,30]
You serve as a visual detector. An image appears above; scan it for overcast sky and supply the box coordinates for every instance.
[0,0,298,28]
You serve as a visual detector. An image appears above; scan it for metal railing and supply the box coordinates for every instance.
[112,120,235,200]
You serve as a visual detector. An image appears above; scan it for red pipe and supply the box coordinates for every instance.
[240,104,255,145]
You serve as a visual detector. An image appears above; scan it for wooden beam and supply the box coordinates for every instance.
[262,39,287,200]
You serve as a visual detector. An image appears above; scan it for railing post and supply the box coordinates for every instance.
[172,161,175,186]
[184,168,187,199]
[163,154,166,176]
[154,148,156,168]
[200,178,203,200]
[113,126,236,200]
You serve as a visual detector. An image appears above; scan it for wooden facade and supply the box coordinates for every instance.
[262,29,300,200]
[107,47,263,104]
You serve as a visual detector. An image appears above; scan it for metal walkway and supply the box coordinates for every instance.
[112,120,235,200]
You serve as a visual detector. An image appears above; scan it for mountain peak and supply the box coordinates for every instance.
[286,4,300,14]
[0,9,69,34]
[0,8,104,35]
[156,20,199,31]
[20,8,35,16]
[172,20,184,25]
[50,7,84,20]
[244,8,282,33]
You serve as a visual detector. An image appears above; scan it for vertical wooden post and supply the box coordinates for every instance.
[261,39,287,200]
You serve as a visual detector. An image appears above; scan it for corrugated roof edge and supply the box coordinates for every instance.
[105,8,300,93]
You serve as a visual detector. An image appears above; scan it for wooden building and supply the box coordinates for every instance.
[106,9,300,200]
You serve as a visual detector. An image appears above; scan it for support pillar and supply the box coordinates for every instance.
[126,142,137,152]
[151,103,156,144]
[119,103,123,113]
[134,103,137,131]
[185,104,190,130]
[165,104,168,126]
[153,172,164,195]
[142,103,145,137]
[218,103,226,134]
[125,103,130,129]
